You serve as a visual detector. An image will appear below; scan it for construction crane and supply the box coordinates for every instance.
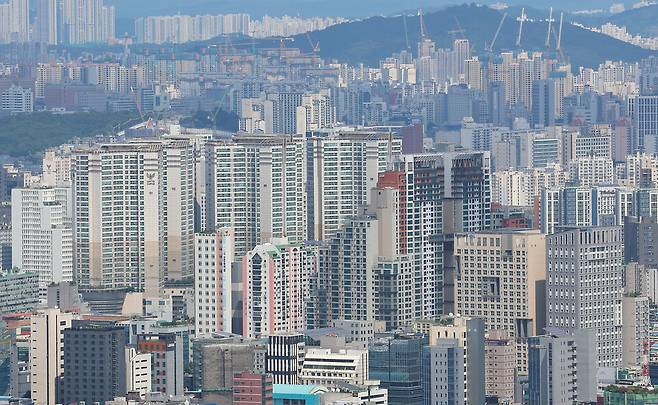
[556,12,565,62]
[276,37,294,64]
[121,33,130,66]
[130,86,145,122]
[418,9,427,39]
[545,7,554,49]
[453,16,466,39]
[278,37,294,50]
[402,14,411,51]
[516,7,527,49]
[487,13,507,54]
[305,31,320,54]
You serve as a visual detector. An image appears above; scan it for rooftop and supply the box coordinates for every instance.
[273,384,328,396]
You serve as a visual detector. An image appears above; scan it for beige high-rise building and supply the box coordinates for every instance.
[73,140,195,296]
[368,186,415,330]
[42,147,73,187]
[454,229,546,373]
[485,330,516,403]
[622,295,650,368]
[30,308,79,405]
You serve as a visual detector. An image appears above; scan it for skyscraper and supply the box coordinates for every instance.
[394,151,492,318]
[73,141,195,295]
[532,79,556,128]
[136,333,185,396]
[307,130,402,241]
[454,229,546,373]
[242,238,317,338]
[424,316,486,405]
[61,0,115,44]
[527,329,597,404]
[209,135,307,257]
[8,0,29,43]
[545,226,624,368]
[11,186,73,299]
[422,339,465,405]
[369,333,426,405]
[35,0,58,44]
[30,309,79,405]
[628,94,658,152]
[310,215,379,327]
[194,229,235,337]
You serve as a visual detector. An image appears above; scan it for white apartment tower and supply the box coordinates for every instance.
[11,187,73,299]
[61,0,115,44]
[209,135,307,257]
[8,0,29,43]
[307,131,402,241]
[295,91,336,135]
[35,0,58,44]
[72,140,195,296]
[194,229,235,337]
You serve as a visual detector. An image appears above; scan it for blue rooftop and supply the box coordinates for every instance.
[273,384,327,396]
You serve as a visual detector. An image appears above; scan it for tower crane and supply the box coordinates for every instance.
[487,13,507,54]
[545,7,555,49]
[516,7,527,49]
[402,14,411,50]
[278,37,294,49]
[305,31,320,54]
[453,16,466,39]
[419,8,427,39]
[556,12,565,62]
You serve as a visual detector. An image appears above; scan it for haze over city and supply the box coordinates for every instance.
[3,0,658,405]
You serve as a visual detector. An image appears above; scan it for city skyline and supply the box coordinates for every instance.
[3,0,658,405]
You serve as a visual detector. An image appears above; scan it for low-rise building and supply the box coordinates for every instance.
[300,348,369,387]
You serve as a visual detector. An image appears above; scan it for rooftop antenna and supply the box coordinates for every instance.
[516,7,527,49]
[545,7,554,49]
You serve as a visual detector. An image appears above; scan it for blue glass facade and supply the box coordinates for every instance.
[369,334,427,405]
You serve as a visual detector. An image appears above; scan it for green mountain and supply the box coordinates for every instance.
[293,4,656,68]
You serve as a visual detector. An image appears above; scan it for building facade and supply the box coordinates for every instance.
[194,229,235,337]
[545,226,624,368]
[58,321,128,405]
[11,186,73,299]
[243,239,317,338]
[72,140,195,295]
